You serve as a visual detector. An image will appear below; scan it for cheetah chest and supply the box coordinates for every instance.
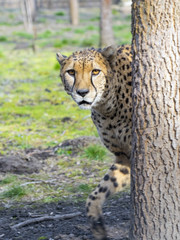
[91,113,132,157]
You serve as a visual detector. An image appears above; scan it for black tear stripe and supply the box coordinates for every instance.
[71,61,76,91]
[83,58,85,79]
[90,61,97,95]
[64,76,73,92]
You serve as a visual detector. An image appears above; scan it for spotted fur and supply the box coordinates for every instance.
[57,45,132,240]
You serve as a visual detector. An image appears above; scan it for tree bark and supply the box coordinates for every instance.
[130,0,180,239]
[69,0,79,26]
[100,0,115,47]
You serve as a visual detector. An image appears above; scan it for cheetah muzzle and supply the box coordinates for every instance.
[57,45,132,240]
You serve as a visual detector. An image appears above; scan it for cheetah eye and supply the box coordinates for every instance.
[67,69,75,76]
[92,69,101,76]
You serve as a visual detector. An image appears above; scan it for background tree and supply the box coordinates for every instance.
[130,0,180,239]
[69,0,79,26]
[47,0,52,9]
[20,0,37,51]
[100,0,115,47]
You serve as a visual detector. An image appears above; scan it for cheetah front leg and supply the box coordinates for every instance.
[86,156,130,240]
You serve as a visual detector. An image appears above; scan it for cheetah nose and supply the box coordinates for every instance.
[76,89,89,97]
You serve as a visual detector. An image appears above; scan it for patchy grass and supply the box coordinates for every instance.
[57,149,73,156]
[81,37,98,47]
[74,28,85,34]
[55,11,65,16]
[90,16,100,22]
[0,36,7,42]
[0,175,18,185]
[13,31,33,39]
[0,151,111,202]
[82,144,107,161]
[112,9,119,15]
[0,185,26,199]
[78,183,92,193]
[0,7,131,50]
[38,30,53,39]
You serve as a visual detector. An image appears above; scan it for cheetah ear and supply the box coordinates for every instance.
[101,45,117,60]
[101,45,117,67]
[56,52,67,65]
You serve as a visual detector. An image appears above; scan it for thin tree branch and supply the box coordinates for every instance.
[11,212,82,229]
[20,179,58,187]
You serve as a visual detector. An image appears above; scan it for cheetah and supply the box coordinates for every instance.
[56,45,132,240]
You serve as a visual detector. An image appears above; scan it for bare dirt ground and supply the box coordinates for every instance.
[0,137,130,240]
[0,193,130,240]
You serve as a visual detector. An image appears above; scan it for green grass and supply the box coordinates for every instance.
[62,27,72,32]
[53,38,81,48]
[0,175,18,185]
[82,144,107,161]
[38,18,47,23]
[81,37,98,47]
[90,16,100,21]
[85,25,97,31]
[13,31,33,39]
[38,237,48,240]
[55,11,65,16]
[0,50,4,58]
[74,28,85,34]
[57,149,72,156]
[1,185,26,198]
[78,183,92,193]
[38,30,52,38]
[112,9,119,15]
[114,24,132,45]
[8,13,15,19]
[54,39,68,48]
[0,36,7,42]
[66,183,93,195]
[0,22,12,26]
[0,9,132,51]
[113,25,129,31]
[125,15,131,21]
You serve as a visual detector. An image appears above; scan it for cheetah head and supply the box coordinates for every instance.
[56,46,116,110]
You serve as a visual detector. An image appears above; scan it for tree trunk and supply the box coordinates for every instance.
[130,0,180,239]
[69,0,79,26]
[100,0,115,47]
[20,0,37,31]
[47,0,52,9]
[20,0,37,52]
